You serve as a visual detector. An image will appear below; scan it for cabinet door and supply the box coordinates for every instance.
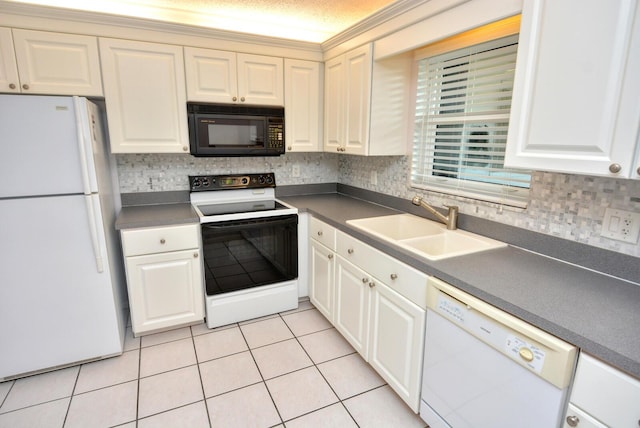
[100,38,189,153]
[505,0,640,177]
[285,59,322,152]
[369,280,426,412]
[184,47,237,103]
[0,27,19,93]
[11,29,102,96]
[324,55,344,152]
[563,404,607,428]
[334,256,370,358]
[344,44,372,155]
[125,249,204,335]
[309,240,334,322]
[237,53,283,105]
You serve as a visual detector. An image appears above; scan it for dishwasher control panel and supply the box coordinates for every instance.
[427,277,577,389]
[436,292,547,374]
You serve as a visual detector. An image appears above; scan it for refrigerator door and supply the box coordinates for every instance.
[0,94,85,198]
[0,194,123,379]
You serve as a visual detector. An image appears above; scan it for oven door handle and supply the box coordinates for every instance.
[201,215,297,232]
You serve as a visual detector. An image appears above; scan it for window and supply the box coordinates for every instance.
[411,33,531,207]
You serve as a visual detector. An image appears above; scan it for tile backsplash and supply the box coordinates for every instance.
[116,153,640,257]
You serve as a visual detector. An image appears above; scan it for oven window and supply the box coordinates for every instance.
[201,215,298,296]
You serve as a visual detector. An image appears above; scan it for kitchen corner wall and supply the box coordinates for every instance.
[116,153,640,258]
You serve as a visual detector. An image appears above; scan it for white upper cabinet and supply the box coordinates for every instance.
[0,28,102,96]
[324,44,371,155]
[100,38,189,153]
[506,0,640,179]
[0,28,19,93]
[324,43,410,156]
[184,47,283,105]
[284,58,322,152]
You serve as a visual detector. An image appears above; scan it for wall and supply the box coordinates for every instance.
[116,152,640,258]
[338,155,640,258]
[115,153,339,192]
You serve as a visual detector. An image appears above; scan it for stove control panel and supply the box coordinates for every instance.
[189,173,276,192]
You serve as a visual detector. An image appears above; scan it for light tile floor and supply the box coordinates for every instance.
[0,300,427,428]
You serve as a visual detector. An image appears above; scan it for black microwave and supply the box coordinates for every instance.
[188,103,285,157]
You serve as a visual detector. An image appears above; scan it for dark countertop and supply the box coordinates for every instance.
[114,191,640,379]
[280,193,640,379]
[115,203,199,230]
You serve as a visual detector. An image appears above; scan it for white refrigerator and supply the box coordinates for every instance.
[0,94,128,380]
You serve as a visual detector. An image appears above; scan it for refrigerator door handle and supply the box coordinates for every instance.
[73,96,93,195]
[84,194,104,273]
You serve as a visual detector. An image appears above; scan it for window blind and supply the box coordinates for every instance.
[412,35,531,207]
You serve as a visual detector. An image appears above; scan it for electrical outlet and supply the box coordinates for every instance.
[292,165,300,178]
[370,170,377,185]
[601,208,640,244]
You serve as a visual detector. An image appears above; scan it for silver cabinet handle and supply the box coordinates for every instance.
[9,83,16,89]
[327,253,333,260]
[317,231,323,236]
[348,248,354,254]
[160,238,166,244]
[609,163,622,173]
[368,281,375,288]
[22,83,29,90]
[287,146,292,151]
[565,415,579,427]
[390,273,398,280]
[193,252,199,258]
[182,146,188,151]
[240,97,246,102]
[232,96,238,101]
[636,166,640,176]
[362,277,369,283]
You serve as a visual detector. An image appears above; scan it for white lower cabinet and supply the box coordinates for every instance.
[368,278,425,411]
[309,218,337,321]
[564,353,640,427]
[308,217,428,412]
[334,257,370,358]
[121,224,204,336]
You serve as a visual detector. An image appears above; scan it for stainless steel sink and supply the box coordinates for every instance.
[346,214,506,260]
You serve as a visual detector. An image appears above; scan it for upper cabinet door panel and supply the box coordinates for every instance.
[284,58,322,152]
[506,0,640,177]
[0,28,19,93]
[184,47,237,103]
[323,55,344,152]
[237,53,284,105]
[12,29,102,96]
[100,38,189,153]
[344,44,371,155]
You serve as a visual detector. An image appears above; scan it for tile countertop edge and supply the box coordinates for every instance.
[282,193,640,380]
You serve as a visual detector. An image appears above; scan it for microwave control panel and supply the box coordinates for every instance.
[267,121,284,150]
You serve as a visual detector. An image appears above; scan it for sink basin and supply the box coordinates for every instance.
[346,213,445,240]
[347,213,506,260]
[398,231,506,260]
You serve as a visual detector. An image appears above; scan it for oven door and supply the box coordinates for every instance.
[201,214,298,296]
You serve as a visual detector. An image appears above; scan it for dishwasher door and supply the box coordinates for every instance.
[420,277,577,428]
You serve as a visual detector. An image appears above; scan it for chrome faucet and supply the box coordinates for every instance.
[411,196,459,230]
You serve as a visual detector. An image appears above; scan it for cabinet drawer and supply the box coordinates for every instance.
[570,353,640,427]
[336,231,428,309]
[122,224,200,256]
[309,217,336,250]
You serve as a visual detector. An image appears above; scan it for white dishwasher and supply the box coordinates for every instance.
[420,277,577,428]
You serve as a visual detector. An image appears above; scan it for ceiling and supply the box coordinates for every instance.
[6,0,399,43]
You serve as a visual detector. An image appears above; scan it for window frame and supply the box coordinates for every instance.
[409,16,530,208]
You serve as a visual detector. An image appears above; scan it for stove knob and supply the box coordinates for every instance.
[242,177,248,185]
[266,175,274,184]
[202,178,209,187]
[258,176,266,184]
[192,178,201,188]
